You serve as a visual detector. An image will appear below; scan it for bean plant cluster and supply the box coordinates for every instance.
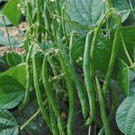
[0,0,135,135]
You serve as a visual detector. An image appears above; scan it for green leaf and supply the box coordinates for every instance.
[113,0,131,22]
[118,58,128,69]
[71,36,86,66]
[0,75,25,109]
[93,36,112,74]
[116,92,135,135]
[117,67,129,97]
[66,0,103,27]
[121,26,135,44]
[1,63,26,87]
[0,108,18,135]
[3,0,21,26]
[115,26,135,65]
[71,36,112,74]
[0,35,18,47]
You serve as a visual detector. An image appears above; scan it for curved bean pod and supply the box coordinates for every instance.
[33,53,51,131]
[84,31,96,125]
[42,55,66,135]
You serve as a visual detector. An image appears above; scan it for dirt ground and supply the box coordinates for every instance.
[0,22,27,56]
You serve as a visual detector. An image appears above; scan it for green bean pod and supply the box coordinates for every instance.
[56,28,88,119]
[84,31,96,125]
[58,54,75,135]
[90,9,113,79]
[98,84,118,135]
[103,16,121,97]
[49,105,59,135]
[95,76,111,135]
[19,44,33,111]
[42,55,66,135]
[44,7,52,41]
[32,53,51,131]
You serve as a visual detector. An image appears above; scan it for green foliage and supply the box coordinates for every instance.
[71,36,112,74]
[116,92,135,135]
[66,0,103,27]
[117,67,129,96]
[0,108,18,135]
[0,75,25,109]
[1,63,26,87]
[0,0,135,135]
[3,0,21,26]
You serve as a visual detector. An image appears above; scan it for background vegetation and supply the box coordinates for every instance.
[0,0,135,135]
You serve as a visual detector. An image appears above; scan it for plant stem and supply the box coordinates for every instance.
[20,100,48,130]
[1,15,17,66]
[129,0,135,19]
[107,0,112,9]
[121,33,135,71]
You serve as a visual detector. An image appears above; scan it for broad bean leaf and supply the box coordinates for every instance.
[113,26,135,65]
[0,108,18,135]
[0,75,25,109]
[13,102,51,135]
[117,58,128,69]
[0,36,18,47]
[121,26,135,44]
[117,67,129,97]
[66,0,103,27]
[1,63,26,87]
[113,0,131,22]
[71,36,112,74]
[71,36,86,66]
[116,92,135,135]
[93,36,112,74]
[3,0,21,26]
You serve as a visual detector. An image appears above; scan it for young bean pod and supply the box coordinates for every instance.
[49,105,59,135]
[56,28,88,119]
[58,54,75,135]
[84,31,96,125]
[33,53,51,131]
[103,16,121,97]
[42,55,66,135]
[95,75,111,135]
[19,44,33,111]
[98,84,118,135]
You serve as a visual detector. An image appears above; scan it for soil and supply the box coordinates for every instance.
[0,22,27,56]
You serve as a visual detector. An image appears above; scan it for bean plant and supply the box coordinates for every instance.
[0,0,135,135]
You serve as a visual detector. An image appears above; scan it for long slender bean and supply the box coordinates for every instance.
[58,54,75,135]
[42,55,66,135]
[49,105,59,135]
[19,44,34,111]
[90,9,113,79]
[56,27,88,119]
[98,85,118,135]
[121,33,135,71]
[103,16,121,97]
[69,32,74,65]
[44,7,52,40]
[84,31,96,125]
[62,5,69,45]
[95,76,111,135]
[33,53,51,131]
